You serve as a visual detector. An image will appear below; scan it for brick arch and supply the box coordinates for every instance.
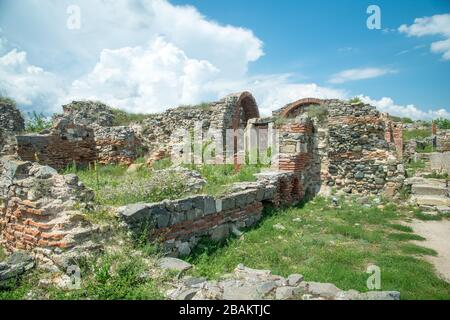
[232,91,260,130]
[229,92,260,168]
[280,98,323,118]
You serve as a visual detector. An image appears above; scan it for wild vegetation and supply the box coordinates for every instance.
[403,129,432,141]
[3,195,448,300]
[62,161,263,207]
[186,196,450,300]
[111,109,150,126]
[24,111,52,133]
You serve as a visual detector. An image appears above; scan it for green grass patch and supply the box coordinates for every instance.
[111,109,150,126]
[0,249,167,300]
[388,233,426,241]
[400,244,438,256]
[62,162,264,206]
[0,246,6,262]
[414,211,444,221]
[403,129,432,141]
[388,224,413,233]
[187,197,450,299]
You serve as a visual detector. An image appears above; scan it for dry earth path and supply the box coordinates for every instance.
[409,219,450,283]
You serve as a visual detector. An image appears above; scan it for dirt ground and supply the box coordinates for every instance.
[409,219,450,283]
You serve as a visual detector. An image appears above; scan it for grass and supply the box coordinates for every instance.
[424,171,449,180]
[403,129,432,141]
[388,233,426,241]
[186,197,450,299]
[111,109,150,126]
[62,163,192,206]
[185,164,263,196]
[388,224,413,233]
[61,162,264,206]
[24,111,52,133]
[400,244,438,256]
[405,160,426,177]
[0,247,167,300]
[416,144,434,153]
[0,245,6,262]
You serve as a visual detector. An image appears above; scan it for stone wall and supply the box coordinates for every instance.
[56,101,115,127]
[118,171,306,257]
[324,102,404,195]
[0,156,100,268]
[0,99,25,156]
[0,98,25,134]
[136,92,260,162]
[93,125,143,165]
[118,116,318,256]
[16,119,97,170]
[272,99,404,196]
[430,152,450,174]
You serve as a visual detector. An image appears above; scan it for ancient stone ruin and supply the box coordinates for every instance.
[0,91,407,266]
[0,156,100,269]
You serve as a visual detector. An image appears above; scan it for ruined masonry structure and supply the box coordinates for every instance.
[0,98,25,156]
[273,98,404,196]
[117,116,320,257]
[1,92,405,259]
[0,156,100,267]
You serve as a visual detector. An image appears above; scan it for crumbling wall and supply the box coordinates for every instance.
[430,152,450,174]
[118,171,305,256]
[93,125,142,165]
[0,156,100,267]
[325,102,404,195]
[16,119,97,170]
[137,91,260,162]
[118,116,318,256]
[272,99,404,196]
[0,99,25,156]
[0,99,25,134]
[56,101,116,127]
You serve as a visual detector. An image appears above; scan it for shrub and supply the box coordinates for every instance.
[111,109,149,126]
[434,118,450,130]
[307,105,328,123]
[403,129,432,141]
[348,97,362,104]
[25,111,52,133]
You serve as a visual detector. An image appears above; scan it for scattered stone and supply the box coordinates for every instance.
[287,273,304,286]
[273,223,286,231]
[302,282,342,299]
[167,264,400,301]
[157,257,192,273]
[0,252,34,288]
[275,286,300,300]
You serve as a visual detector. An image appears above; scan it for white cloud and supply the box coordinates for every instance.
[238,75,347,116]
[0,0,264,112]
[329,68,396,84]
[0,49,65,113]
[67,37,220,113]
[359,95,450,120]
[399,13,450,60]
[66,37,345,115]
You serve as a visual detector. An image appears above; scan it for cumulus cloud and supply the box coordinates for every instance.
[66,37,345,115]
[329,68,396,84]
[359,95,450,120]
[0,49,66,113]
[238,75,347,115]
[399,13,450,60]
[67,37,220,113]
[0,0,264,113]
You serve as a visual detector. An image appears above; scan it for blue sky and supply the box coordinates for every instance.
[0,0,449,119]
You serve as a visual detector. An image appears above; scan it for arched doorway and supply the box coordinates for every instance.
[230,92,260,168]
[279,98,323,118]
